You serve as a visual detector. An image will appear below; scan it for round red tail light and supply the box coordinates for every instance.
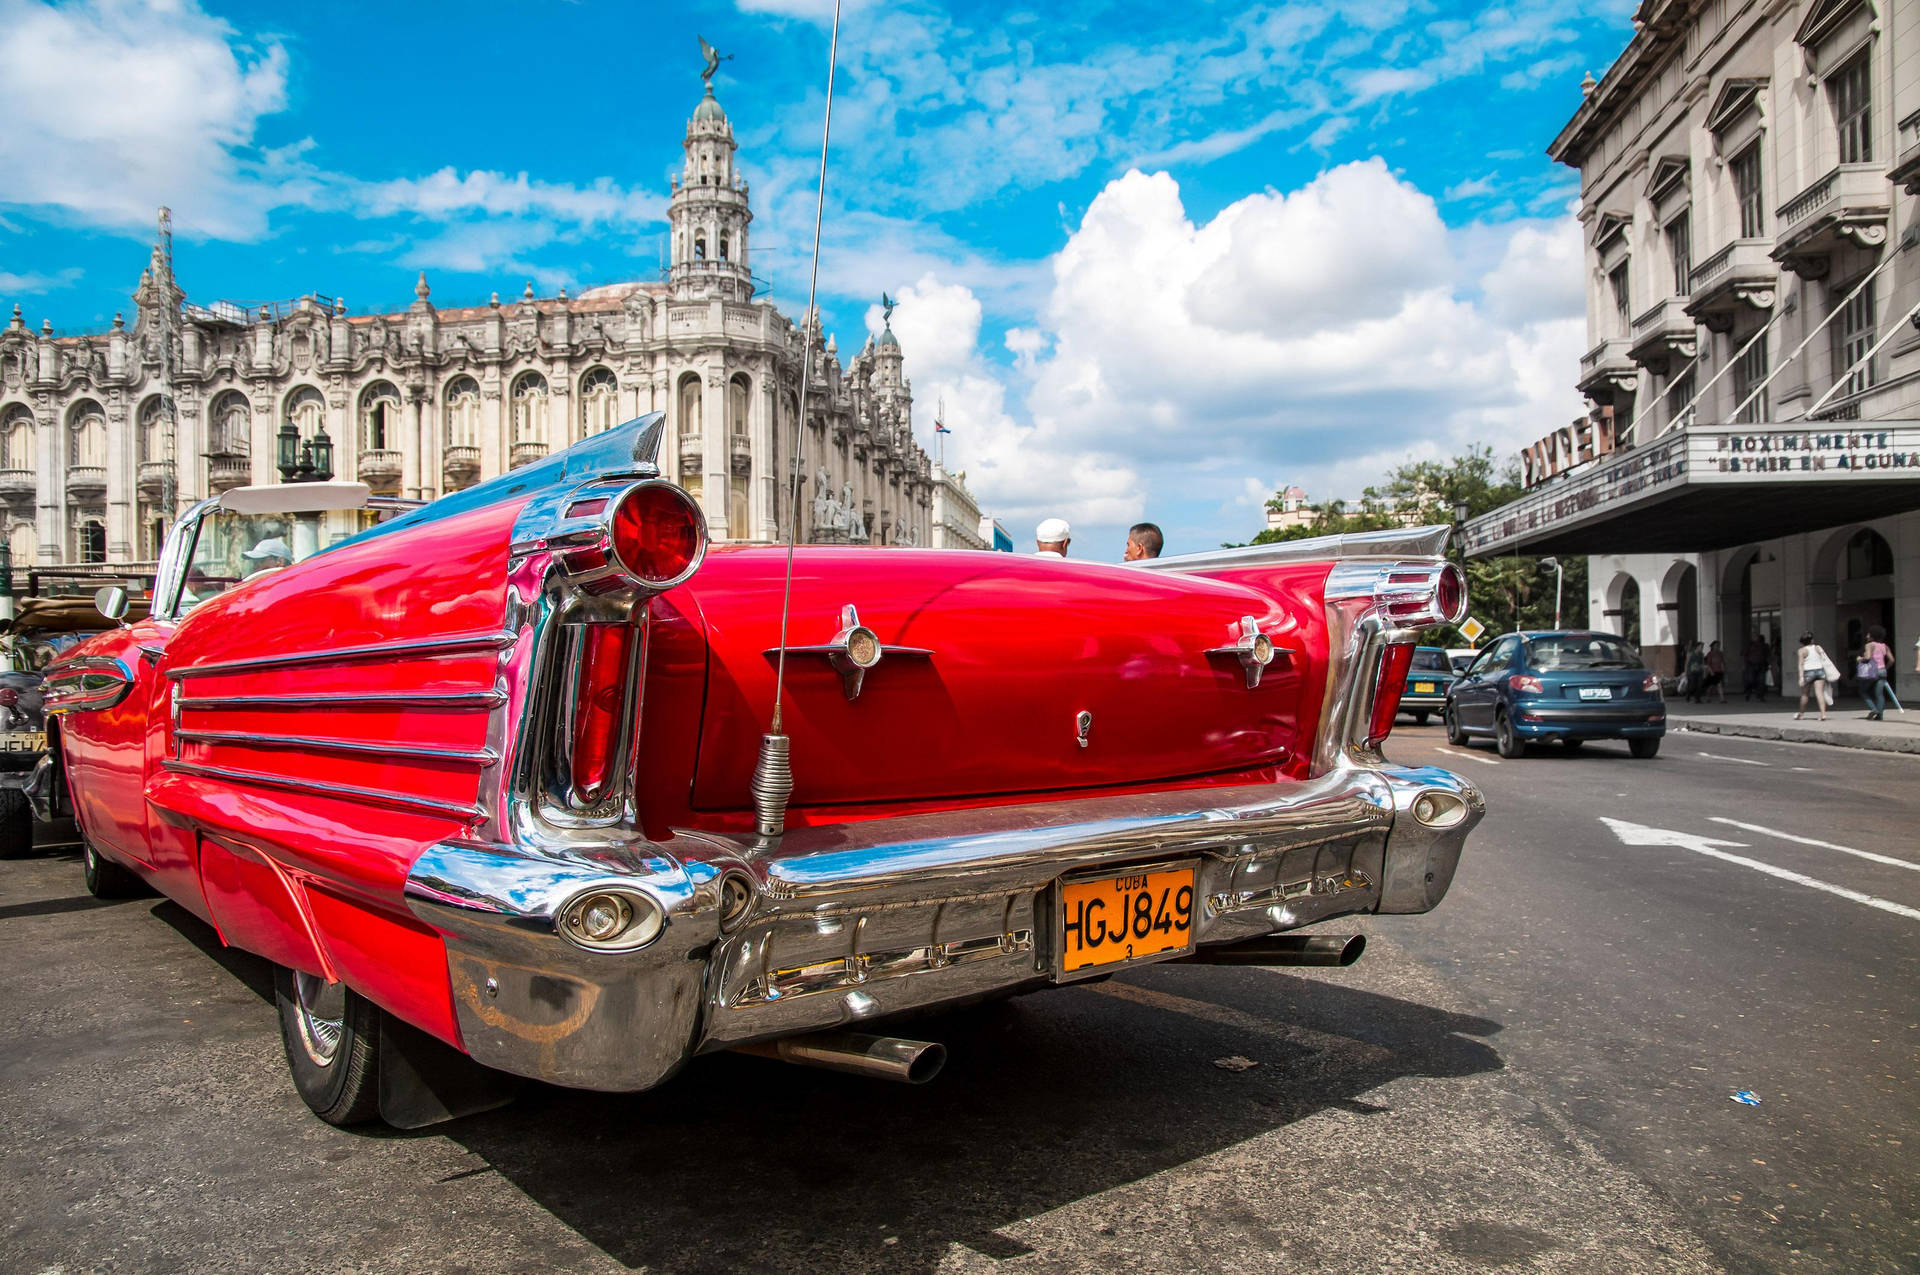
[1436,563,1467,625]
[607,481,707,590]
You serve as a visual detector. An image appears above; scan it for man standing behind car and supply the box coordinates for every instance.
[1034,518,1070,558]
[1124,522,1163,561]
[242,536,292,577]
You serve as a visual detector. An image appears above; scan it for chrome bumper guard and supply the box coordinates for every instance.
[404,763,1482,1091]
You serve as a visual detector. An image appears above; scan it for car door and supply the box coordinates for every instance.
[46,609,169,866]
[1455,638,1515,729]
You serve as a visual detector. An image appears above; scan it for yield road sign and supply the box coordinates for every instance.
[1459,616,1486,644]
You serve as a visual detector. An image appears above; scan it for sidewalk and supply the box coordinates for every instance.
[1666,693,1920,755]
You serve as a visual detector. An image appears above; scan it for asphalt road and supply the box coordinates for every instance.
[1,725,1914,1273]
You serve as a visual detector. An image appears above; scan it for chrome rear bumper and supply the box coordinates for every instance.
[404,763,1482,1091]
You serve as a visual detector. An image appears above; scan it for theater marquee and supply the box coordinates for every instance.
[1468,423,1920,557]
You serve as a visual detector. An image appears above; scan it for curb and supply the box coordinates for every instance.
[1674,718,1920,755]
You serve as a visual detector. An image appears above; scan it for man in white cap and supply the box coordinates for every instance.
[1034,518,1070,558]
[242,536,292,577]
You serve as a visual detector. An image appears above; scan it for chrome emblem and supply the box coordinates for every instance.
[1076,710,1093,748]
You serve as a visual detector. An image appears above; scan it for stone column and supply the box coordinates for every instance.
[704,360,727,538]
[35,410,59,564]
[105,399,132,560]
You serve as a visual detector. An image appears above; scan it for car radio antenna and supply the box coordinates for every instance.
[752,0,843,839]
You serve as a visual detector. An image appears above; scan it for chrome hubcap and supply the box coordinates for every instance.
[292,972,347,1067]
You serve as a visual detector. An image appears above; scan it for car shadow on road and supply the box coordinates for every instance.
[437,967,1503,1274]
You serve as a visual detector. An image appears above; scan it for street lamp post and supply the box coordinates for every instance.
[1540,555,1564,630]
[275,420,335,484]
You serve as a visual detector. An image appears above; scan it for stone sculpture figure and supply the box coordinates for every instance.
[811,467,834,528]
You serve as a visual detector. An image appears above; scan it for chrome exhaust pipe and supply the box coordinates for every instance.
[1174,933,1366,967]
[735,1031,947,1084]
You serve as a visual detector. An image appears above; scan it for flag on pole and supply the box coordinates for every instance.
[935,420,951,434]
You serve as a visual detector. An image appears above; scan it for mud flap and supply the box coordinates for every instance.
[377,1014,520,1130]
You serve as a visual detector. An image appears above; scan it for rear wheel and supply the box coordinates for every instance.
[1629,737,1662,759]
[82,841,146,898]
[1494,709,1526,758]
[1411,710,1430,726]
[275,966,383,1127]
[1443,704,1467,746]
[0,789,32,859]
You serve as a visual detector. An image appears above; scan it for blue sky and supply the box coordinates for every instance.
[0,0,1635,555]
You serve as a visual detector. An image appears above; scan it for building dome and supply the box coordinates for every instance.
[877,324,899,349]
[693,86,727,123]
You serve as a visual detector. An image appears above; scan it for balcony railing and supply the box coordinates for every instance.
[1773,165,1890,271]
[509,441,549,470]
[136,460,172,499]
[1578,338,1630,377]
[66,465,106,496]
[442,445,481,491]
[358,449,403,493]
[1893,110,1920,193]
[0,468,35,499]
[207,453,251,492]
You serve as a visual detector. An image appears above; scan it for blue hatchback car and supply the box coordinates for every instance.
[1443,630,1666,758]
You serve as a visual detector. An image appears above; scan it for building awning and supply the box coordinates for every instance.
[1466,422,1920,556]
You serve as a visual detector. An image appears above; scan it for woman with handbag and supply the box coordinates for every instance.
[1796,632,1835,721]
[1857,626,1895,721]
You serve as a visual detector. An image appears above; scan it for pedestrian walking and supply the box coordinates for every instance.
[1794,632,1837,721]
[1856,625,1895,720]
[1683,640,1707,703]
[1742,635,1768,700]
[1703,639,1727,702]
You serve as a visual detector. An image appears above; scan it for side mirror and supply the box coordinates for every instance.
[94,585,129,624]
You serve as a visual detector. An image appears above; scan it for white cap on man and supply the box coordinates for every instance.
[1035,517,1070,557]
[242,536,291,562]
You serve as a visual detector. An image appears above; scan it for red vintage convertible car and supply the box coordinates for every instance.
[46,414,1481,1127]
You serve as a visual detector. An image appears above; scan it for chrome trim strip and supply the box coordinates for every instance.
[174,729,497,766]
[43,656,138,714]
[168,631,516,680]
[162,759,484,820]
[1134,524,1452,573]
[176,690,507,712]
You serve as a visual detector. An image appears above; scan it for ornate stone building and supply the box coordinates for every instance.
[0,80,957,566]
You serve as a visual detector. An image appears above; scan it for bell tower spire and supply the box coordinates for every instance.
[668,39,753,302]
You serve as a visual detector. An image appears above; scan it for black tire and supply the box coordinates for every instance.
[82,841,146,898]
[1562,738,1585,751]
[1629,737,1662,759]
[0,788,32,859]
[1411,711,1430,726]
[275,966,383,1127]
[1494,709,1526,758]
[1443,703,1467,746]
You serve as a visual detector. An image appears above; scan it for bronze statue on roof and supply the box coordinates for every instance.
[698,36,731,87]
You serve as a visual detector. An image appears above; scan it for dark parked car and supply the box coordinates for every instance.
[1398,646,1456,724]
[1443,630,1666,758]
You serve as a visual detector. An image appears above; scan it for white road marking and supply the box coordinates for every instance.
[1436,746,1500,766]
[1707,818,1920,874]
[1601,818,1920,923]
[1694,751,1770,767]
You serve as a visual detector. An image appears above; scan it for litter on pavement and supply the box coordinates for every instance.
[1214,1056,1259,1072]
[1730,1090,1761,1106]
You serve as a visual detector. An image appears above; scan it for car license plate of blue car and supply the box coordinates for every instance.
[1579,687,1612,700]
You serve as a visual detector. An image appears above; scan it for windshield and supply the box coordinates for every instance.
[1410,649,1451,673]
[1528,635,1643,671]
[175,507,390,615]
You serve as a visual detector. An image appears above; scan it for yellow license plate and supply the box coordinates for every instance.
[0,732,45,753]
[1414,682,1435,693]
[1059,864,1196,973]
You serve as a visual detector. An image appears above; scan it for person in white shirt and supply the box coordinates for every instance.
[1034,518,1070,558]
[1795,631,1837,721]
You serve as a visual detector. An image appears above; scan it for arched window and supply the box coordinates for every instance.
[1846,528,1894,579]
[0,404,33,471]
[444,376,481,449]
[729,374,750,438]
[360,380,402,452]
[510,373,549,445]
[68,400,106,468]
[677,372,703,439]
[728,474,749,541]
[208,390,250,455]
[284,386,324,439]
[79,518,105,564]
[7,520,35,565]
[719,234,730,262]
[137,395,170,464]
[694,234,707,261]
[580,367,619,436]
